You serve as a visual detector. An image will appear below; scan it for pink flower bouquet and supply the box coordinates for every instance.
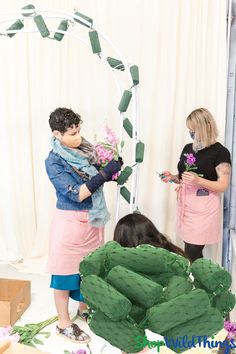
[94,124,123,180]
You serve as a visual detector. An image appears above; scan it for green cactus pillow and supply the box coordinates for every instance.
[191,258,232,294]
[89,310,145,353]
[80,274,132,321]
[79,243,235,353]
[163,307,224,353]
[105,245,189,276]
[79,240,121,278]
[106,265,163,308]
[142,289,210,333]
[164,275,193,301]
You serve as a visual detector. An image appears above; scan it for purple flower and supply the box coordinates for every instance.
[224,320,236,339]
[185,153,196,166]
[72,350,87,354]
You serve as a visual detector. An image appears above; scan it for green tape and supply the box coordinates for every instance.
[118,90,132,112]
[107,57,125,71]
[89,30,101,54]
[7,20,24,38]
[74,11,93,28]
[54,20,68,41]
[123,118,133,138]
[34,15,50,38]
[21,4,35,17]
[120,186,131,203]
[130,65,139,86]
[135,142,145,163]
[117,166,133,185]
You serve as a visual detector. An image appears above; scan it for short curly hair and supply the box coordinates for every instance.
[49,107,82,133]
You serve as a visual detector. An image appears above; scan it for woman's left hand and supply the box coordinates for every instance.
[181,171,200,185]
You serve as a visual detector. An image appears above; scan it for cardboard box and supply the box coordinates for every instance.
[0,341,48,354]
[0,279,31,326]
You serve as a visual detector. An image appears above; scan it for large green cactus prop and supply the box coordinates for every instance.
[79,242,235,353]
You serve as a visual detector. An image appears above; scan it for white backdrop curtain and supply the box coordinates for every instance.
[0,0,227,271]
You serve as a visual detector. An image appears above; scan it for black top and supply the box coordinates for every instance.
[177,142,231,181]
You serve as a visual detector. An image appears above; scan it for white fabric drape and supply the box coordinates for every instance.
[0,0,226,270]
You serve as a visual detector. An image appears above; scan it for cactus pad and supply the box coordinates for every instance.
[89,310,145,353]
[107,265,163,308]
[80,274,132,321]
[191,258,232,294]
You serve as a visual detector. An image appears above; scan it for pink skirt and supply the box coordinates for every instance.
[176,183,221,245]
[47,209,104,275]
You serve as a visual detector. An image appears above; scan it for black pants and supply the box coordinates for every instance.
[184,242,204,263]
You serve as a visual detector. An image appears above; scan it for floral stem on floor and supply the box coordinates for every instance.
[12,315,58,347]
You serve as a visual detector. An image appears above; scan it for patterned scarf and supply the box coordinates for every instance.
[51,137,110,227]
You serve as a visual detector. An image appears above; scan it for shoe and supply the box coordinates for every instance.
[77,309,89,322]
[56,323,90,343]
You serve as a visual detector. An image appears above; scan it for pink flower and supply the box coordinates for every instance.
[72,350,87,354]
[0,326,20,343]
[101,124,119,146]
[94,124,122,180]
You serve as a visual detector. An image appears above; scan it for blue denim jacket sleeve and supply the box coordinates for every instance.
[45,154,84,203]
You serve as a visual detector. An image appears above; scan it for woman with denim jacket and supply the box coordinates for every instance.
[45,107,122,343]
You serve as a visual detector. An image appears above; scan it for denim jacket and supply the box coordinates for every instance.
[45,151,93,210]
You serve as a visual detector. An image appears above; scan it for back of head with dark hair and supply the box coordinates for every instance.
[49,107,82,133]
[114,213,186,258]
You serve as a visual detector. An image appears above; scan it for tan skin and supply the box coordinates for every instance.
[53,123,92,202]
[161,124,231,192]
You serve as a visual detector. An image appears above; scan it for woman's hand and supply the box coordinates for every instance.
[160,171,180,184]
[159,171,173,183]
[181,171,199,185]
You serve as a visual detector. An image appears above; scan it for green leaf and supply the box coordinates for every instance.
[24,342,36,347]
[39,331,51,338]
[120,140,125,148]
[33,337,44,345]
[64,351,71,354]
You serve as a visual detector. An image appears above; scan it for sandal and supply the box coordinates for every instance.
[77,309,89,322]
[56,323,90,343]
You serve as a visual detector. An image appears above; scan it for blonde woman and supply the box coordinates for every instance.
[160,108,231,262]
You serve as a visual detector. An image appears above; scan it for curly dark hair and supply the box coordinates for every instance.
[49,107,82,133]
[114,213,187,258]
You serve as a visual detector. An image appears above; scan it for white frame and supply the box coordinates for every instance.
[0,7,141,220]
